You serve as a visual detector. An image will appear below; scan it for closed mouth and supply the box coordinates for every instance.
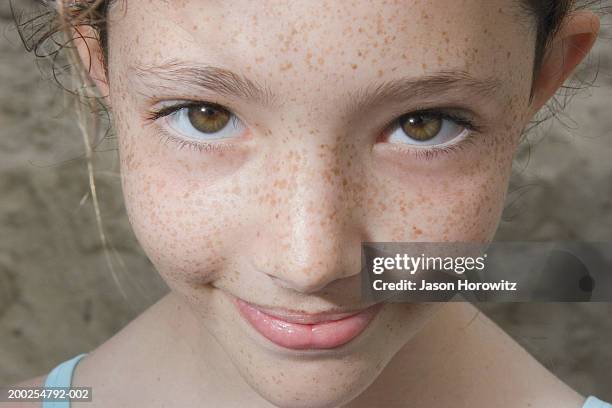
[232,297,382,350]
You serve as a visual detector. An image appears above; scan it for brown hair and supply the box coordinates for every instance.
[524,0,580,80]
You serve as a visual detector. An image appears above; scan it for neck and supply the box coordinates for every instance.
[348,302,584,408]
[75,292,273,407]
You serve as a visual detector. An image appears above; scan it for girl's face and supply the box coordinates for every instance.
[107,0,533,406]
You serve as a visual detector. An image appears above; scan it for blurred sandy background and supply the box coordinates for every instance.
[1,0,611,400]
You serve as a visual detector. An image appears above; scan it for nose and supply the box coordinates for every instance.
[252,143,363,294]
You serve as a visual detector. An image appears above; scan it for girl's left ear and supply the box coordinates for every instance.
[530,10,600,114]
[72,24,110,100]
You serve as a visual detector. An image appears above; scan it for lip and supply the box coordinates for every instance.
[233,298,382,350]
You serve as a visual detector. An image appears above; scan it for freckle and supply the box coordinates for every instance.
[351,63,358,70]
[305,52,313,65]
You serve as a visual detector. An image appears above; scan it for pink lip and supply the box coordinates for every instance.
[233,298,381,350]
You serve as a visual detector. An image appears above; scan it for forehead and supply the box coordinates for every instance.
[108,0,533,106]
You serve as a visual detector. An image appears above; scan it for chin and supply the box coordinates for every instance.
[217,311,393,408]
[238,356,386,408]
[205,297,434,408]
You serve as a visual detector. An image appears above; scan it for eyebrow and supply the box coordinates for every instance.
[344,70,501,117]
[130,60,501,113]
[130,60,276,105]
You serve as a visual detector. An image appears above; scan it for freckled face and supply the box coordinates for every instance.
[108,0,535,406]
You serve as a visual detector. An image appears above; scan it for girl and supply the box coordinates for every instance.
[9,0,611,407]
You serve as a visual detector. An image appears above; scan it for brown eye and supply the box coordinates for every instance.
[400,114,442,141]
[387,111,468,147]
[187,104,231,134]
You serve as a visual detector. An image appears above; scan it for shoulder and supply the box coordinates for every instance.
[3,375,46,408]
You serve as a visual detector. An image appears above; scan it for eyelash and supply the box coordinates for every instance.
[145,102,482,159]
[145,102,241,153]
[383,108,481,160]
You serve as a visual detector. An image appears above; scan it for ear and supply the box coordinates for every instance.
[530,10,600,114]
[72,24,110,99]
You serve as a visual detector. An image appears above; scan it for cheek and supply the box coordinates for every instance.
[118,128,252,288]
[368,131,517,242]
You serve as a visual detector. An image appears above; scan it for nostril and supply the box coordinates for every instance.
[264,266,357,295]
[267,273,329,294]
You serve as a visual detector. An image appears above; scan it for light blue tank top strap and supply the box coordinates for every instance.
[584,396,612,408]
[42,353,87,408]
